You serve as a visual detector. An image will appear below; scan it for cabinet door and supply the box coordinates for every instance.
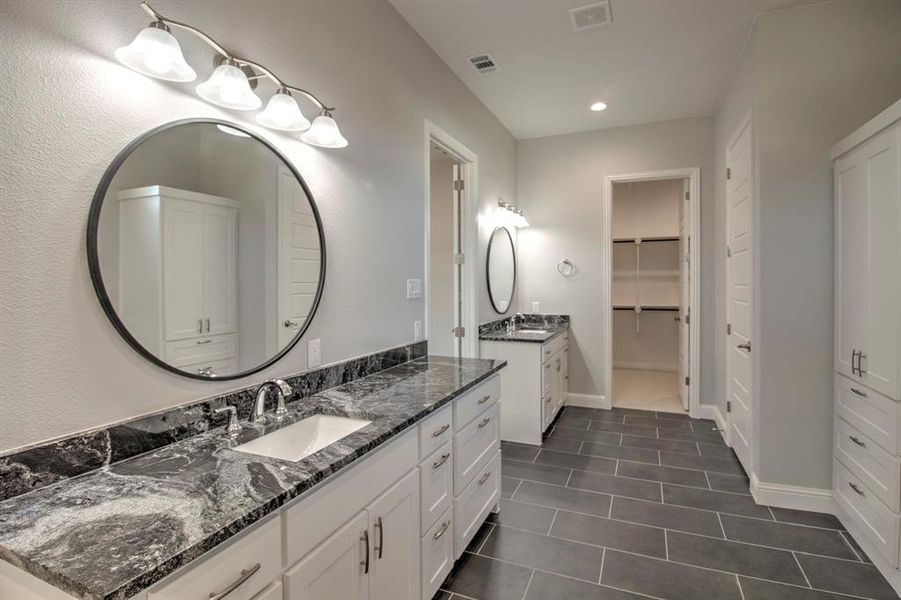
[284,511,369,600]
[367,470,420,600]
[163,198,205,341]
[202,204,238,337]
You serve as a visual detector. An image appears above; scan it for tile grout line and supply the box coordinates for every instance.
[475,523,495,554]
[736,574,747,600]
[792,551,814,588]
[547,509,559,535]
[840,531,865,563]
[716,511,727,538]
[598,546,606,584]
[704,470,712,490]
[664,529,669,560]
[519,569,535,600]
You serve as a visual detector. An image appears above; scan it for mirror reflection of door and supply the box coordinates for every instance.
[428,144,463,357]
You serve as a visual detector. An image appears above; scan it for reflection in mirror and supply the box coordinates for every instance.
[90,120,325,380]
[487,226,516,314]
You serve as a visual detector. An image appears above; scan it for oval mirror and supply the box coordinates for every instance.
[87,119,326,380]
[487,226,516,313]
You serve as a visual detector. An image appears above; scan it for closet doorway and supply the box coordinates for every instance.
[602,169,700,417]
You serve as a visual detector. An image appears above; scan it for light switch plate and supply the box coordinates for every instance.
[414,320,423,341]
[532,301,540,312]
[406,278,423,300]
[308,338,321,368]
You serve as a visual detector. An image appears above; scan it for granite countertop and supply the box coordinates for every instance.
[0,355,505,600]
[479,323,568,344]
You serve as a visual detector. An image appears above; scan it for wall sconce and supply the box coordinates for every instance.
[496,200,529,228]
[116,2,348,148]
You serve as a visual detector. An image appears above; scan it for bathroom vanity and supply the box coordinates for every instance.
[0,357,504,600]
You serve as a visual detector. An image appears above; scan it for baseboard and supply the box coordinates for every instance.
[567,393,609,410]
[836,506,901,596]
[750,473,835,514]
[612,361,678,373]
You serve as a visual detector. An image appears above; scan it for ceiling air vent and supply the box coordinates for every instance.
[569,1,612,32]
[468,52,499,74]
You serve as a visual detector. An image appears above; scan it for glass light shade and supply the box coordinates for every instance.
[515,210,529,228]
[256,91,311,131]
[301,114,348,148]
[196,63,262,111]
[115,25,196,82]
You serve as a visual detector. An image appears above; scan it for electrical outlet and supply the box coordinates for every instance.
[414,320,423,341]
[308,338,321,368]
[532,301,541,312]
[406,278,423,300]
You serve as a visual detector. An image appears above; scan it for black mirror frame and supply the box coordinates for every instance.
[486,226,516,314]
[86,118,327,381]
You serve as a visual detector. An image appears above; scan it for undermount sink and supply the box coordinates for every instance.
[234,414,371,462]
[517,328,549,334]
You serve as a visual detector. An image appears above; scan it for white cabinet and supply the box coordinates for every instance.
[119,186,238,376]
[368,471,421,600]
[832,100,901,586]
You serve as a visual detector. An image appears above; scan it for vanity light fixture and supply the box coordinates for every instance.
[496,200,529,229]
[116,2,348,147]
[590,101,608,112]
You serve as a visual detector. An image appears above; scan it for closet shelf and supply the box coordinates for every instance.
[612,236,679,244]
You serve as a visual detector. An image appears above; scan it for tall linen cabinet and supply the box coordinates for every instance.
[832,99,901,593]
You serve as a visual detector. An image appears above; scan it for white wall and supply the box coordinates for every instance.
[713,0,901,489]
[516,117,715,401]
[0,0,516,452]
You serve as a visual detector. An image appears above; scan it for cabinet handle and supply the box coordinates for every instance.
[849,435,866,448]
[848,481,865,497]
[361,529,370,574]
[478,394,491,405]
[852,349,860,376]
[207,562,260,600]
[478,471,491,485]
[433,520,451,540]
[374,516,384,560]
[849,387,867,398]
[196,339,212,345]
[858,352,867,375]
[197,319,203,333]
[205,318,211,333]
[433,452,451,469]
[478,417,491,429]
[432,424,450,438]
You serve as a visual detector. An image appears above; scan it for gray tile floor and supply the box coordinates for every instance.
[437,406,899,600]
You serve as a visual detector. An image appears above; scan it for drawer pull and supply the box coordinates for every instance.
[849,481,865,497]
[361,529,370,574]
[207,562,260,600]
[196,339,212,345]
[478,471,491,486]
[432,424,450,438]
[432,452,451,469]
[849,435,866,448]
[850,387,868,398]
[478,394,491,405]
[374,516,384,559]
[478,417,491,429]
[433,520,451,540]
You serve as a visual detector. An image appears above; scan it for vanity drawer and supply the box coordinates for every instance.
[835,374,898,454]
[542,333,567,363]
[454,375,500,430]
[421,508,454,600]
[419,404,453,459]
[543,393,554,431]
[420,441,453,532]
[164,333,236,367]
[454,450,500,558]
[834,459,900,567]
[454,403,500,491]
[542,360,553,397]
[835,418,901,511]
[148,515,281,600]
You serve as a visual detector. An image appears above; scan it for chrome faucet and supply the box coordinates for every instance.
[253,379,292,422]
[506,313,524,334]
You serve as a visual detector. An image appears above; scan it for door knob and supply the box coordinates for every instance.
[737,342,751,352]
[284,319,299,328]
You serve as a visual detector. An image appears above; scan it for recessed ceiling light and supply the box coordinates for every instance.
[590,102,608,112]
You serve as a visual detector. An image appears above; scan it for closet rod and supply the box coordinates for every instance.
[612,236,680,244]
[613,306,679,312]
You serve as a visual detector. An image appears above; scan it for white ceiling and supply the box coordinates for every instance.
[390,0,820,139]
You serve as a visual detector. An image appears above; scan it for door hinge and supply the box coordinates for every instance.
[727,323,732,335]
[684,190,690,200]
[726,245,732,258]
[685,313,690,325]
[685,376,690,386]
[454,179,464,191]
[727,400,732,413]
[726,168,731,180]
[454,253,465,265]
[452,326,466,338]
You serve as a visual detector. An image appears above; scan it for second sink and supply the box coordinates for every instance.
[234,414,372,462]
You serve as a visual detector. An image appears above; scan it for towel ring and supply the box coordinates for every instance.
[557,258,575,277]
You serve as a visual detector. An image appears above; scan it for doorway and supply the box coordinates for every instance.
[424,121,479,358]
[603,168,701,417]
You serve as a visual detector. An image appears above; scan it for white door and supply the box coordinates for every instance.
[726,116,754,474]
[678,178,690,410]
[278,166,321,350]
[203,204,237,337]
[367,470,420,600]
[163,198,205,341]
[283,511,370,600]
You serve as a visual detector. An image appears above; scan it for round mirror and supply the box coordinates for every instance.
[87,119,325,380]
[487,226,516,313]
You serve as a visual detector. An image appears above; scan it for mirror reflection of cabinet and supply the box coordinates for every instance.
[118,186,238,376]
